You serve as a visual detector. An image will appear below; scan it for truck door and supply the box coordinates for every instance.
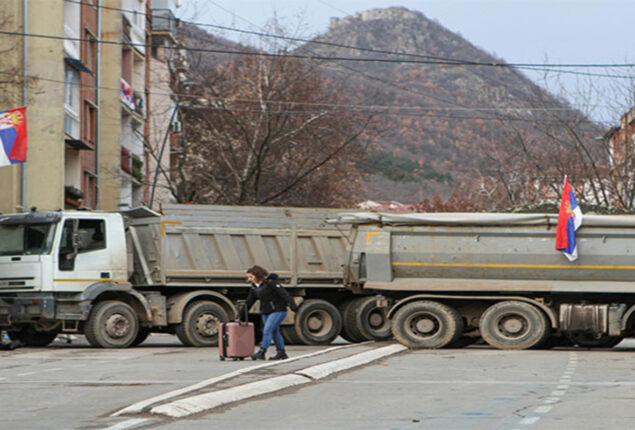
[54,218,112,292]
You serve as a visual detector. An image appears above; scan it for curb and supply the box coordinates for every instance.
[151,344,407,418]
[112,344,355,416]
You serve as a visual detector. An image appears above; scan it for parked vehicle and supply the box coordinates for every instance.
[0,204,365,348]
[333,211,635,349]
[4,205,634,350]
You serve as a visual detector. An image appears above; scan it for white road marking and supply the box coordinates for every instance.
[43,367,63,372]
[152,375,310,418]
[543,397,560,404]
[533,405,553,414]
[296,344,407,380]
[16,372,34,377]
[551,390,566,396]
[113,343,360,416]
[103,418,151,430]
[150,344,407,418]
[557,384,569,390]
[519,416,541,425]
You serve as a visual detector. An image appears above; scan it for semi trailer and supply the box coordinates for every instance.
[334,211,635,349]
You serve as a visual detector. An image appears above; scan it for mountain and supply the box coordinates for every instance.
[180,9,592,205]
[302,8,570,202]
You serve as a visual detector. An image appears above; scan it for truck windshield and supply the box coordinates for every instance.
[0,223,56,256]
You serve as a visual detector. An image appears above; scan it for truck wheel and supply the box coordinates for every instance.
[570,333,623,348]
[9,327,59,347]
[392,301,463,349]
[176,301,228,347]
[357,296,392,341]
[281,325,306,345]
[84,300,139,348]
[295,299,342,345]
[131,327,151,347]
[341,298,370,343]
[480,301,549,350]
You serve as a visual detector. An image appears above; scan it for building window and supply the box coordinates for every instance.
[83,171,97,209]
[83,31,97,72]
[65,65,80,139]
[63,0,80,59]
[83,102,97,144]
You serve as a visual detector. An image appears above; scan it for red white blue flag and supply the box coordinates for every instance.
[0,106,27,168]
[556,176,583,261]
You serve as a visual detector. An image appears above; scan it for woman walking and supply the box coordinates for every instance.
[244,265,299,360]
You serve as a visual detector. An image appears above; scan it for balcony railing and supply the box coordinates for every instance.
[151,9,177,38]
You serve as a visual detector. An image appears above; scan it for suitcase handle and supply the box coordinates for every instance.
[236,299,249,325]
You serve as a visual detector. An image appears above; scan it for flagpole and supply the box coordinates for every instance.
[21,0,28,212]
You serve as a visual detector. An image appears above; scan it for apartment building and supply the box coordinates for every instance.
[147,0,182,210]
[0,0,182,213]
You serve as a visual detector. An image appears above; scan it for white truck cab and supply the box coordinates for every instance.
[0,209,149,347]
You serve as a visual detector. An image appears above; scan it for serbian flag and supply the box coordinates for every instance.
[0,106,27,167]
[556,176,583,261]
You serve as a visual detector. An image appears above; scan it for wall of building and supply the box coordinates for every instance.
[98,0,124,210]
[0,0,26,213]
[26,0,65,211]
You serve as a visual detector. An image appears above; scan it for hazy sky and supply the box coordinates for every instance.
[178,0,635,122]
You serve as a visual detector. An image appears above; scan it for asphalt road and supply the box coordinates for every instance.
[2,336,635,429]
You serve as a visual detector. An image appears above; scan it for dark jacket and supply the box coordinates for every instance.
[245,273,298,315]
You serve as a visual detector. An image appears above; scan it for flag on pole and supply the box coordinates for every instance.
[556,176,583,261]
[0,106,27,168]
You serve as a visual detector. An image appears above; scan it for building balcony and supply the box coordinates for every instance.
[151,9,178,41]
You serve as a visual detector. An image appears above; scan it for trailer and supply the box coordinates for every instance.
[0,204,380,348]
[332,211,635,349]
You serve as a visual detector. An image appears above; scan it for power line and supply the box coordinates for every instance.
[2,69,611,124]
[59,1,635,71]
[4,69,603,113]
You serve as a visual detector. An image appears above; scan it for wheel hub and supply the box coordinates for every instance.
[415,318,436,334]
[308,315,323,331]
[304,310,332,335]
[368,311,384,328]
[502,317,524,334]
[105,313,130,338]
[196,314,219,336]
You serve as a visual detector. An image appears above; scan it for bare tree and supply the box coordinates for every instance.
[171,43,374,207]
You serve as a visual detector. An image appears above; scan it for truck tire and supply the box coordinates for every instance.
[84,300,139,348]
[357,296,392,341]
[295,299,342,345]
[131,327,151,347]
[176,301,228,347]
[341,298,369,343]
[570,333,624,348]
[8,327,59,347]
[281,325,306,345]
[480,301,549,350]
[392,301,463,349]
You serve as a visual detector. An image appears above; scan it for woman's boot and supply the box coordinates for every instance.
[251,348,267,360]
[268,349,288,360]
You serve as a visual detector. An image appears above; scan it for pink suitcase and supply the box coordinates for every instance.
[219,321,255,360]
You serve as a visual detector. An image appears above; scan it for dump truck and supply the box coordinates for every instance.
[333,211,635,349]
[0,204,373,348]
[4,204,635,350]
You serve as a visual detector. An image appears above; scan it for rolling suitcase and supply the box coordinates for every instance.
[219,304,255,361]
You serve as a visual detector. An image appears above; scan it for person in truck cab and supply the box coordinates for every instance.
[244,265,299,360]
